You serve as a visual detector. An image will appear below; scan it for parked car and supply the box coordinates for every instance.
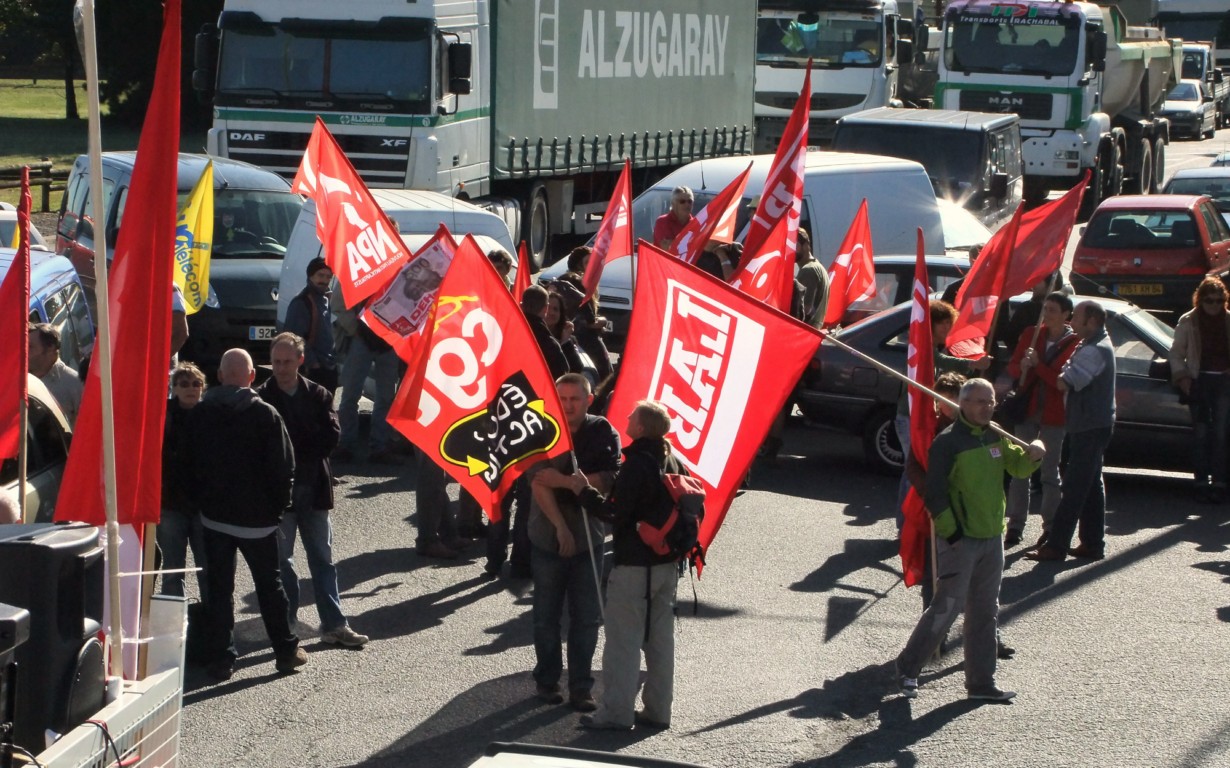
[1159,79,1218,140]
[1212,151,1230,167]
[1,248,94,371]
[1,375,72,523]
[56,152,304,369]
[845,255,969,325]
[796,295,1190,473]
[1162,167,1230,225]
[0,203,49,252]
[1070,194,1230,319]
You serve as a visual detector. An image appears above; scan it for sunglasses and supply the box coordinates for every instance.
[175,380,204,388]
[1202,296,1225,305]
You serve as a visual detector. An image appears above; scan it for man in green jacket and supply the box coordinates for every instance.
[895,378,1043,702]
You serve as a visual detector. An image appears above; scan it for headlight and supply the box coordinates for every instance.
[1055,150,1080,160]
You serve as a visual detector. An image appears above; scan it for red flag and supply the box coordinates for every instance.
[900,229,935,588]
[292,118,410,307]
[823,199,877,325]
[607,241,822,568]
[360,225,456,362]
[581,159,632,304]
[947,204,1023,358]
[739,63,810,270]
[56,0,181,526]
[386,235,573,522]
[0,167,31,460]
[513,240,532,303]
[729,212,795,312]
[669,163,752,264]
[1004,171,1088,295]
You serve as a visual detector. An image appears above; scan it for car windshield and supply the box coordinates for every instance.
[182,189,304,258]
[1165,177,1230,212]
[1081,210,1200,250]
[944,13,1081,76]
[758,13,883,68]
[1167,82,1200,102]
[835,125,982,200]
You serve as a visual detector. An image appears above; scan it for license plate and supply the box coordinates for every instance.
[1117,283,1163,297]
[248,326,276,340]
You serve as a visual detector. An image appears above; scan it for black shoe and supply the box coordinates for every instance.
[205,659,234,681]
[997,641,1016,660]
[535,683,563,705]
[569,690,598,712]
[508,563,532,580]
[1004,528,1023,548]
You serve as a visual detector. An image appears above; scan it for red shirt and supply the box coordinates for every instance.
[653,212,693,247]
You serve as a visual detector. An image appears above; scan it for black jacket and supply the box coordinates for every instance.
[525,311,569,379]
[580,436,685,567]
[257,375,340,511]
[187,386,295,528]
[161,399,196,512]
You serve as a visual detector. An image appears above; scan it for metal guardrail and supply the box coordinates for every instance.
[0,159,68,213]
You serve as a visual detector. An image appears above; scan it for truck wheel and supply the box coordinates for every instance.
[521,184,550,272]
[1151,137,1166,192]
[1023,177,1049,206]
[862,408,904,475]
[1078,158,1104,221]
[1103,142,1123,200]
[1125,139,1152,195]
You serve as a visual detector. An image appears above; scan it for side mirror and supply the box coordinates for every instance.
[990,172,1009,199]
[898,40,914,64]
[449,78,471,96]
[1149,358,1172,381]
[1089,31,1107,71]
[448,42,472,80]
[1216,69,1225,84]
[916,24,929,53]
[192,24,218,102]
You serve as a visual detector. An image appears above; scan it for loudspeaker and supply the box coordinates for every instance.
[0,524,104,754]
[1,602,31,767]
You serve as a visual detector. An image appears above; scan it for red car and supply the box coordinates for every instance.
[1071,194,1230,318]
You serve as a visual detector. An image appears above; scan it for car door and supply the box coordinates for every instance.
[1198,200,1230,275]
[1104,311,1190,469]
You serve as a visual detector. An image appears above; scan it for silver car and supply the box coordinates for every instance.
[796,296,1190,473]
[2,376,73,523]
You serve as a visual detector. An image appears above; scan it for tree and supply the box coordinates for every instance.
[0,0,82,119]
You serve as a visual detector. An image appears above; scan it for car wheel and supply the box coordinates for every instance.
[862,408,904,475]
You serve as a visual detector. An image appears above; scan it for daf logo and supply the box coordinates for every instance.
[229,132,265,142]
[381,139,409,148]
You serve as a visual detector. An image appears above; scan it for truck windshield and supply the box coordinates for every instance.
[944,15,1081,77]
[1181,51,1207,80]
[757,14,883,68]
[834,125,981,200]
[217,24,432,111]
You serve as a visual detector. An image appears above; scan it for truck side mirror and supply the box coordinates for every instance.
[192,24,218,102]
[447,42,472,96]
[1216,69,1225,85]
[1089,31,1107,71]
[990,172,1009,199]
[898,39,914,63]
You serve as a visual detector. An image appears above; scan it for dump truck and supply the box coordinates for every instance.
[1180,42,1230,128]
[934,0,1181,216]
[193,0,756,268]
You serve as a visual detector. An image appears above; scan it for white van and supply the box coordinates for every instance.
[277,189,518,324]
[541,151,947,346]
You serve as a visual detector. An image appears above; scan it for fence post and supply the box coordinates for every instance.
[40,158,51,213]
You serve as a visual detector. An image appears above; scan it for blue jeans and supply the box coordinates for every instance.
[338,334,398,451]
[1046,427,1113,554]
[486,477,530,573]
[157,507,207,602]
[531,544,604,694]
[279,492,346,631]
[1190,374,1230,486]
[415,456,457,547]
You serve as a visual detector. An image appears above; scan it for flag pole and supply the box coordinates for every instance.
[1018,270,1064,387]
[79,0,125,678]
[819,330,1031,449]
[17,397,27,523]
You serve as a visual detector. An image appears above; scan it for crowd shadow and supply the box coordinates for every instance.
[798,697,981,767]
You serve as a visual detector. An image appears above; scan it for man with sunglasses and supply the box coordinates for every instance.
[654,186,695,249]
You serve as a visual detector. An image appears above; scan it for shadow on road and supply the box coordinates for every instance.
[799,698,981,767]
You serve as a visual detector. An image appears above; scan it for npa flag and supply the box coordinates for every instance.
[607,242,822,567]
[0,167,31,460]
[173,161,213,314]
[513,241,532,303]
[729,211,795,312]
[292,118,410,307]
[581,159,632,304]
[57,0,181,526]
[900,230,935,588]
[669,163,752,264]
[361,225,456,363]
[739,63,810,270]
[823,199,877,325]
[1005,171,1088,294]
[947,204,1023,358]
[387,234,572,521]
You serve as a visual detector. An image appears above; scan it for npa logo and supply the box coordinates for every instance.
[647,280,764,484]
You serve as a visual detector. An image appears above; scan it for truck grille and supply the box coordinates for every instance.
[225,130,409,185]
[958,90,1053,121]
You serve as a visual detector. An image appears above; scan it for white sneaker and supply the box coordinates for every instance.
[900,677,919,699]
[321,625,369,647]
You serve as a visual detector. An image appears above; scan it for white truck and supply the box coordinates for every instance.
[1158,0,1230,67]
[1180,42,1230,128]
[934,0,1181,215]
[753,0,932,150]
[192,0,756,269]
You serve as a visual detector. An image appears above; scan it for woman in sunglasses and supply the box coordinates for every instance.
[1171,277,1230,503]
[158,362,209,598]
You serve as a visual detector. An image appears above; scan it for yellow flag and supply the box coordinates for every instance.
[174,162,214,314]
[7,222,17,249]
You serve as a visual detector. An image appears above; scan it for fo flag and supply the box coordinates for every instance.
[823,199,876,325]
[729,211,795,312]
[669,163,752,264]
[361,225,456,363]
[173,161,213,314]
[739,62,810,269]
[900,230,935,588]
[581,159,632,304]
[387,234,572,521]
[57,0,181,526]
[0,166,31,460]
[292,118,409,307]
[607,242,821,568]
[948,204,1022,358]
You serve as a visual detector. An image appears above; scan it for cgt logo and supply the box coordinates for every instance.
[647,280,765,484]
[228,131,265,143]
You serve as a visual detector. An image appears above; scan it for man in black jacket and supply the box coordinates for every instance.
[258,333,368,648]
[522,284,569,379]
[573,400,685,731]
[190,348,303,681]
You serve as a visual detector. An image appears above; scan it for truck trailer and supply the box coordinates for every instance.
[193,0,756,268]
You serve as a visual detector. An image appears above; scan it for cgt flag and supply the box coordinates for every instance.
[668,163,753,264]
[174,161,213,314]
[360,225,456,362]
[947,203,1022,358]
[292,118,410,307]
[900,229,935,588]
[387,234,572,522]
[0,166,31,460]
[729,211,795,312]
[823,199,876,326]
[607,241,821,567]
